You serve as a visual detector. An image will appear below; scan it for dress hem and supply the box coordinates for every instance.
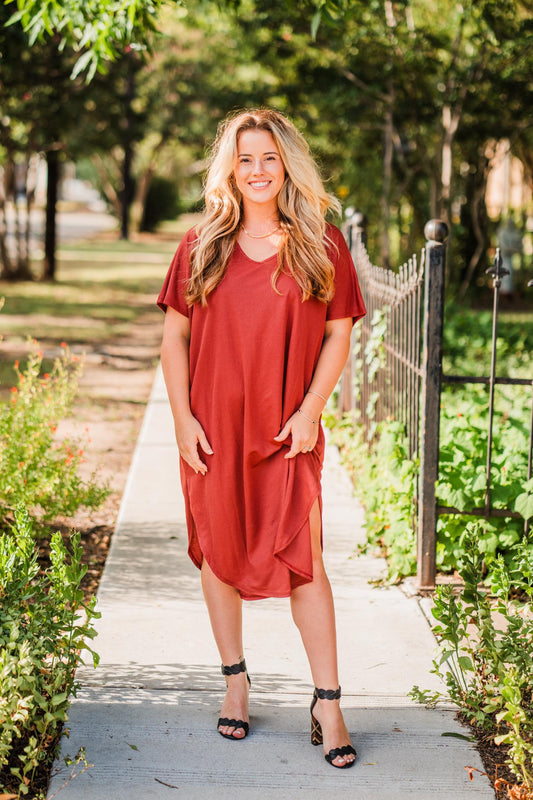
[189,547,310,601]
[187,486,321,601]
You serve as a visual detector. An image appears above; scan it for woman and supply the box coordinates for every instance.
[158,109,366,768]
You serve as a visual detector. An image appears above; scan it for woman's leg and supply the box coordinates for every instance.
[201,559,250,738]
[290,498,355,765]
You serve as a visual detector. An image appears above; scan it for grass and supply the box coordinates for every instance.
[0,231,185,354]
[0,215,197,392]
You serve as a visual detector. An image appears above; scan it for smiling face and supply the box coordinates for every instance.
[234,129,286,214]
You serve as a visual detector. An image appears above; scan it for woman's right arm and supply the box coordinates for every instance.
[160,306,213,475]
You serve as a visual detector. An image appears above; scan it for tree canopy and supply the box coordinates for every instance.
[4,0,166,79]
[2,0,532,291]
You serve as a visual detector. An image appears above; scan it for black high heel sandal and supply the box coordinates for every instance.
[217,658,251,740]
[310,686,356,768]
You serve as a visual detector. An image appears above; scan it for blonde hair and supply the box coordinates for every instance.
[186,109,341,306]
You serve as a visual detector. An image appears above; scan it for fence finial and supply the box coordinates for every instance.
[424,219,449,244]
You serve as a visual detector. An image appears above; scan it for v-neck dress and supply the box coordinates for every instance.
[157,223,366,600]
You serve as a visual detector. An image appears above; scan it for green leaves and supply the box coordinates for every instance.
[0,505,100,796]
[515,478,533,522]
[328,413,417,583]
[5,0,164,79]
[417,525,533,787]
[0,344,109,532]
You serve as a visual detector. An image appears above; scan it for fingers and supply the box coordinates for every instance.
[198,429,214,456]
[182,447,208,475]
[275,414,318,458]
[285,447,312,459]
[285,440,316,459]
[175,417,213,476]
[273,423,290,442]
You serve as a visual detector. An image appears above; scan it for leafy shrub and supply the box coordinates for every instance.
[411,522,533,791]
[328,403,532,581]
[0,506,100,797]
[436,384,531,572]
[140,176,181,232]
[0,345,109,531]
[328,300,533,580]
[443,301,533,379]
[327,413,417,582]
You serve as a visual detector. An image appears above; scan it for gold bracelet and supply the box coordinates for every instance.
[307,389,327,403]
[298,408,319,424]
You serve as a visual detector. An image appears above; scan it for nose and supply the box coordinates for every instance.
[251,158,265,174]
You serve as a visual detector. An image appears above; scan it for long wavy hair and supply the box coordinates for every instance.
[186,109,341,306]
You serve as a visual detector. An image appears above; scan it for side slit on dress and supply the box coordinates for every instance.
[157,224,366,601]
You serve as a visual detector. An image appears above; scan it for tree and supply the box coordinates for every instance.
[71,4,282,235]
[4,0,166,79]
[0,4,109,279]
[4,0,531,293]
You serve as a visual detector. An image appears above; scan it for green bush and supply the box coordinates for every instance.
[326,413,417,582]
[0,506,100,797]
[411,522,533,791]
[442,301,533,379]
[328,302,533,581]
[436,384,531,572]
[328,405,532,581]
[0,345,109,531]
[140,176,181,232]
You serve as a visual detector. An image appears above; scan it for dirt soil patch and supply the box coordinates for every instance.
[47,309,164,601]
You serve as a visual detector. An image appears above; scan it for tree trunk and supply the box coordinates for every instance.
[90,153,122,217]
[0,166,12,277]
[121,140,133,240]
[0,158,33,280]
[43,149,59,280]
[130,164,154,233]
[130,134,169,233]
[439,104,460,226]
[380,82,394,269]
[120,64,135,240]
[458,155,490,298]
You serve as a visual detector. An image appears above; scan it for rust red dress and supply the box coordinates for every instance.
[157,224,366,600]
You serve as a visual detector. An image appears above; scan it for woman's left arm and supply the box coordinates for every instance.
[274,317,353,459]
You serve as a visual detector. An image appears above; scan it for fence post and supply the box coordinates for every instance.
[417,219,448,590]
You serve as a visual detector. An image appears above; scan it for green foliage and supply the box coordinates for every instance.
[443,302,533,379]
[4,0,533,288]
[327,414,417,583]
[140,175,182,231]
[410,522,533,789]
[0,345,109,531]
[328,301,533,581]
[436,385,529,571]
[5,0,164,80]
[0,505,100,797]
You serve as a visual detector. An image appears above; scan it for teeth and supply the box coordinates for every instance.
[250,181,269,188]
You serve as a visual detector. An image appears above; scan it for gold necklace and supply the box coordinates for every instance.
[242,224,281,239]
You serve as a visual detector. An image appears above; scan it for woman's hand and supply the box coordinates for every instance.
[175,414,213,475]
[274,410,319,459]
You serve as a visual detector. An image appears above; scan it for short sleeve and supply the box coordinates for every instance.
[325,224,367,324]
[157,227,197,317]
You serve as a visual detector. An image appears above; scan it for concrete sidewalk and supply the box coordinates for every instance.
[48,367,493,799]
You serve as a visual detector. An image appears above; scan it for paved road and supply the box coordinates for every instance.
[5,207,117,253]
[47,368,494,799]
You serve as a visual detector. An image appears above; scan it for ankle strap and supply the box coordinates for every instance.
[221,659,247,677]
[314,686,341,700]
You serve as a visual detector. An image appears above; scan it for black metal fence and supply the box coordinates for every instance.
[341,213,533,589]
